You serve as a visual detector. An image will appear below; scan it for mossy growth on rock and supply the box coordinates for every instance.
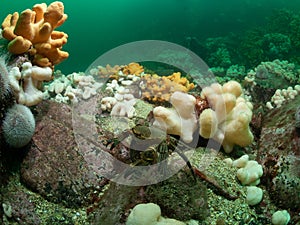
[145,169,209,221]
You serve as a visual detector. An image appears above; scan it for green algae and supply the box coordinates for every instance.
[1,173,88,225]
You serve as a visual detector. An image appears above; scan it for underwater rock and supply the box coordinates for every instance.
[0,153,6,185]
[2,190,41,224]
[250,104,265,140]
[295,106,300,129]
[90,183,144,225]
[91,170,208,224]
[20,101,108,207]
[145,170,209,221]
[257,95,300,214]
[249,83,276,105]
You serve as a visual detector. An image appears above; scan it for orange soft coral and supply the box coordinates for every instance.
[121,62,144,76]
[166,72,195,91]
[140,72,195,103]
[1,1,69,67]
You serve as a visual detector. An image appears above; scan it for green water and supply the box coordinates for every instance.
[1,0,300,74]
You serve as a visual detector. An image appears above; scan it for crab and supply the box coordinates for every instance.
[100,114,238,200]
[113,123,196,180]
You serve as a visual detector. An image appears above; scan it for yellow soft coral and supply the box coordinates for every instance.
[140,72,195,103]
[1,1,68,67]
[166,72,195,91]
[121,62,144,76]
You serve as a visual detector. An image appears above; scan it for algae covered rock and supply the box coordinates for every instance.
[257,95,300,212]
[145,170,209,221]
[91,170,208,224]
[20,101,108,207]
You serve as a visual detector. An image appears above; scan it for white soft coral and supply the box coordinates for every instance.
[9,61,52,106]
[152,91,197,143]
[199,81,254,153]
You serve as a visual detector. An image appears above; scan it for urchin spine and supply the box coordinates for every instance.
[0,56,11,101]
[0,56,14,117]
[2,104,35,148]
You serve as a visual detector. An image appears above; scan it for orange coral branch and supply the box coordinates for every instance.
[1,1,69,67]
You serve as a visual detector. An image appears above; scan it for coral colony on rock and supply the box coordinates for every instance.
[0,1,299,225]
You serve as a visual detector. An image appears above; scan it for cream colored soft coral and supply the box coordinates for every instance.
[9,62,53,106]
[199,108,218,139]
[126,203,185,225]
[152,91,197,143]
[199,80,254,153]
